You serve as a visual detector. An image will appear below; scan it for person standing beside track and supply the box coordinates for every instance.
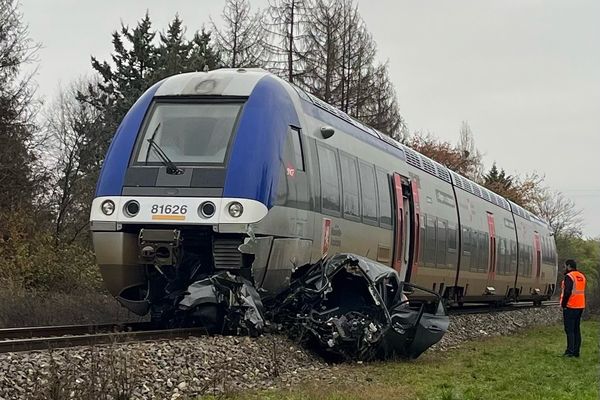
[560,259,586,358]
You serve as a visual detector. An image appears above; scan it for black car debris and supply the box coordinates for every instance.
[177,253,449,361]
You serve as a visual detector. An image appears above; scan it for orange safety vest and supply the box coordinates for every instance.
[560,270,586,309]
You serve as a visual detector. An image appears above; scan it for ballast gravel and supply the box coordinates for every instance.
[0,306,561,400]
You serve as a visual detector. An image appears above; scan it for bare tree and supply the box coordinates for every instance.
[211,0,266,68]
[298,0,344,103]
[360,63,405,139]
[455,121,484,180]
[533,190,584,238]
[264,0,312,83]
[45,80,101,244]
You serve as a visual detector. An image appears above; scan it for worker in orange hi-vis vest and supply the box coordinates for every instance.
[560,259,586,358]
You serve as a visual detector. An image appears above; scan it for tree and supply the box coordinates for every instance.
[188,29,221,72]
[533,190,584,238]
[456,121,483,180]
[153,15,192,79]
[45,80,102,244]
[77,13,222,193]
[299,0,343,103]
[0,0,41,215]
[292,0,404,137]
[211,0,266,68]
[405,133,483,178]
[264,0,312,83]
[360,63,406,139]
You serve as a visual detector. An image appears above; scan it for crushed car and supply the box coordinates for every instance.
[264,253,449,361]
[176,272,266,336]
[173,253,448,361]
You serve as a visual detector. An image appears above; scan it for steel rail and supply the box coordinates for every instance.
[448,300,560,316]
[0,326,207,354]
[0,322,153,340]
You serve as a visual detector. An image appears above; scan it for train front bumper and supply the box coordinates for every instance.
[90,196,268,314]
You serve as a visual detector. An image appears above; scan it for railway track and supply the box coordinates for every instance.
[448,300,561,315]
[0,300,560,354]
[0,322,206,354]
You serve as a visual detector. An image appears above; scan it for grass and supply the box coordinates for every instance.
[0,288,142,328]
[218,321,600,400]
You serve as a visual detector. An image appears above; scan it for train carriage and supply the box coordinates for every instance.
[90,68,557,319]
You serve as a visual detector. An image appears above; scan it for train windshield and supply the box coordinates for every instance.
[136,102,242,165]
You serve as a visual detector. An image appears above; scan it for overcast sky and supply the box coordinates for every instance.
[21,0,600,237]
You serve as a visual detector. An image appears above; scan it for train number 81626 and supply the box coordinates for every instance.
[150,204,188,214]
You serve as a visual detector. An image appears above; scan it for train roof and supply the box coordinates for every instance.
[155,68,271,97]
[152,69,549,227]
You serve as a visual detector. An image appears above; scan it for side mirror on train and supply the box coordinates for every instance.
[320,126,335,139]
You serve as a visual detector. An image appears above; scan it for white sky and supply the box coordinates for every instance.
[21,0,600,237]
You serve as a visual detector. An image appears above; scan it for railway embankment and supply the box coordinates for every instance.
[0,306,569,399]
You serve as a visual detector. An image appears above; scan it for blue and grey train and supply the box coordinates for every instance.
[90,69,558,319]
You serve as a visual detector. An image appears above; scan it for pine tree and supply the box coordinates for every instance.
[153,15,192,79]
[77,14,223,184]
[0,0,40,213]
[89,12,158,118]
[484,163,514,192]
[188,29,221,72]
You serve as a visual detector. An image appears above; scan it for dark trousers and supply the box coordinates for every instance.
[563,307,584,356]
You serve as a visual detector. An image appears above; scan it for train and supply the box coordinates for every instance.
[89,68,558,321]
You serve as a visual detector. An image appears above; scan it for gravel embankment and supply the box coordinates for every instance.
[0,306,561,400]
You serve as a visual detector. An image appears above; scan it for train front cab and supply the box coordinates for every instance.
[90,70,302,315]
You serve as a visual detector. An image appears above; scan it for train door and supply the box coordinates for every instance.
[486,212,497,284]
[392,173,415,282]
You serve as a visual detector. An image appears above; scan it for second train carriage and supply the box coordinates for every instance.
[90,68,557,318]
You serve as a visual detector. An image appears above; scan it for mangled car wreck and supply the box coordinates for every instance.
[176,253,448,361]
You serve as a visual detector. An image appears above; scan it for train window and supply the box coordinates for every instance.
[358,162,379,226]
[462,226,472,269]
[436,219,447,268]
[480,232,489,272]
[425,215,437,267]
[509,239,517,273]
[467,229,478,272]
[135,102,242,165]
[419,214,426,263]
[375,169,393,228]
[339,153,360,220]
[519,244,533,277]
[288,128,304,171]
[498,238,507,275]
[316,144,341,214]
[518,243,524,276]
[447,222,457,253]
[471,231,488,273]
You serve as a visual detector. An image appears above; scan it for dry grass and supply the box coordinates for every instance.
[0,287,141,328]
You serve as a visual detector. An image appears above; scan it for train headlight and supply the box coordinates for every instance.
[199,201,216,218]
[101,200,115,216]
[228,202,243,218]
[124,200,140,217]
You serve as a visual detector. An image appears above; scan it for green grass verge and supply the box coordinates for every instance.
[215,321,599,400]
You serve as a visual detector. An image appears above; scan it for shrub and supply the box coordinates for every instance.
[0,210,102,293]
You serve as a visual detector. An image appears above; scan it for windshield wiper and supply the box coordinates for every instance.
[146,125,183,175]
